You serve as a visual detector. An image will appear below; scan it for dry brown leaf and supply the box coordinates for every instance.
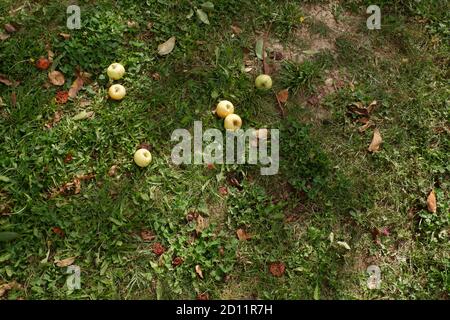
[0,281,20,297]
[68,76,84,99]
[427,190,437,213]
[195,214,208,234]
[367,100,377,114]
[48,176,81,198]
[0,32,10,41]
[358,120,375,133]
[10,92,16,107]
[44,110,63,129]
[4,23,16,33]
[236,228,251,241]
[195,265,204,279]
[140,229,155,242]
[269,262,285,277]
[368,128,382,152]
[0,74,14,86]
[157,36,176,56]
[48,71,65,86]
[47,50,54,63]
[59,33,71,40]
[276,89,289,104]
[231,25,242,35]
[108,165,119,177]
[55,256,76,267]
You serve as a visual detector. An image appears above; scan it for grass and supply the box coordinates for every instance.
[0,0,448,300]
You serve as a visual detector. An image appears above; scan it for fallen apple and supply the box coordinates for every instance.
[134,148,152,167]
[215,100,234,118]
[255,74,273,90]
[107,63,125,80]
[224,114,242,131]
[108,84,126,100]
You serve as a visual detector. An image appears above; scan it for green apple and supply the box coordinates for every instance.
[108,84,126,100]
[224,114,242,131]
[107,63,125,80]
[215,100,234,118]
[134,148,152,167]
[255,74,273,90]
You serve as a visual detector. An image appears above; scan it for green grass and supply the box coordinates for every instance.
[0,0,448,300]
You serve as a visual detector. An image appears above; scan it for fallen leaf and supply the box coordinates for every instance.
[48,176,81,198]
[0,74,13,86]
[68,76,83,98]
[152,242,165,255]
[367,100,377,114]
[55,256,75,267]
[218,186,228,196]
[10,92,16,107]
[196,9,210,25]
[0,281,20,297]
[244,67,253,73]
[108,165,119,177]
[140,230,155,242]
[358,120,374,133]
[0,32,10,41]
[427,190,437,213]
[336,241,351,250]
[157,36,176,56]
[231,25,242,35]
[55,91,69,104]
[47,50,54,63]
[269,262,285,277]
[51,227,65,237]
[127,20,138,28]
[255,38,264,60]
[44,110,63,129]
[151,72,161,81]
[36,57,50,70]
[236,228,251,241]
[201,1,214,11]
[79,99,92,108]
[72,110,94,121]
[195,214,208,234]
[4,23,16,33]
[48,71,65,86]
[368,128,382,152]
[276,89,289,104]
[195,265,204,279]
[59,33,71,40]
[172,256,183,267]
[77,173,95,181]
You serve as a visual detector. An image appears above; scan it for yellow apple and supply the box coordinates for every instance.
[255,74,272,90]
[224,114,242,131]
[134,148,152,167]
[107,63,125,80]
[215,100,234,118]
[108,84,126,100]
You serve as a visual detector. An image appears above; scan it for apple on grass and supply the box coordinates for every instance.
[215,100,234,118]
[224,114,242,132]
[108,84,126,100]
[134,149,152,167]
[255,74,273,90]
[107,63,125,80]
